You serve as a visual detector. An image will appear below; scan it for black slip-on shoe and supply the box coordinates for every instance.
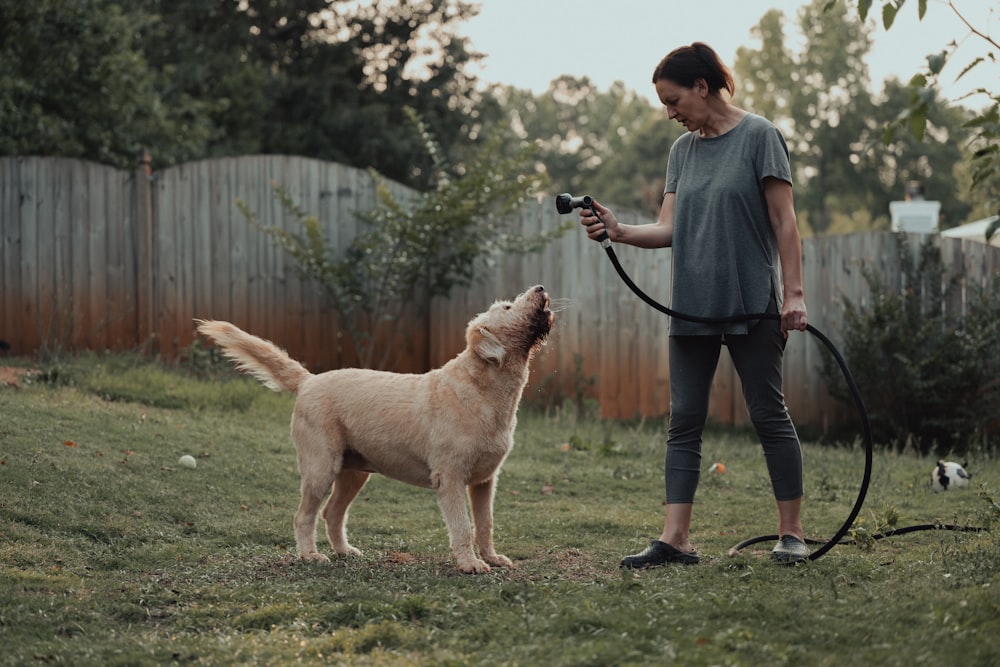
[771,535,810,564]
[620,540,700,569]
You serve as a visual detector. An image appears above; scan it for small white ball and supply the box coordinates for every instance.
[178,454,197,469]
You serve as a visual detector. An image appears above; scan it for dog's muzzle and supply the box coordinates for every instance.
[527,286,554,343]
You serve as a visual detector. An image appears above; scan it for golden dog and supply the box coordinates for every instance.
[195,285,553,573]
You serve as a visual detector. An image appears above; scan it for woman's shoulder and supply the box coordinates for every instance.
[739,112,780,134]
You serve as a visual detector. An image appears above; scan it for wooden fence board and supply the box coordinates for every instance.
[68,160,89,350]
[22,159,43,353]
[2,159,22,352]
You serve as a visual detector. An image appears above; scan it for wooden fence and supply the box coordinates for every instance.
[3,155,999,429]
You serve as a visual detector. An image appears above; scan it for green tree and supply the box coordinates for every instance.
[136,0,493,188]
[733,9,796,126]
[2,0,497,187]
[494,77,678,215]
[0,0,211,167]
[732,0,972,235]
[866,78,973,229]
[787,0,879,234]
[591,110,683,215]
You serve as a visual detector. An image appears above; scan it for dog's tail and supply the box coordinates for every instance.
[195,320,311,393]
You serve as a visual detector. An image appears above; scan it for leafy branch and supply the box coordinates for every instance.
[238,109,567,370]
[855,0,999,240]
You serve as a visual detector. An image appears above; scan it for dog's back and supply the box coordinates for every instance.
[195,320,311,393]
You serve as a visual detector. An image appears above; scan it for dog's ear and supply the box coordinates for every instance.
[471,326,506,367]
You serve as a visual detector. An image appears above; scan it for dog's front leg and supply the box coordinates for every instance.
[469,477,512,568]
[434,475,491,574]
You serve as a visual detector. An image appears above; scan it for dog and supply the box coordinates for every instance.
[195,285,553,573]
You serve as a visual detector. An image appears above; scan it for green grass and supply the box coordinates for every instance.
[1,355,999,666]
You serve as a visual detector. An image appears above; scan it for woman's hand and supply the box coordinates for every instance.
[579,200,618,242]
[780,294,808,336]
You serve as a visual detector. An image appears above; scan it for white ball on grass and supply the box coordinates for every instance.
[178,454,197,469]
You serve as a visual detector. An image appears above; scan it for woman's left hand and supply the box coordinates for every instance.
[780,295,808,336]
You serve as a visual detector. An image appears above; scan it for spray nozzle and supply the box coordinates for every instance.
[555,193,608,244]
[555,193,594,214]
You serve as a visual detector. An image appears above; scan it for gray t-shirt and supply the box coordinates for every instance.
[664,112,791,335]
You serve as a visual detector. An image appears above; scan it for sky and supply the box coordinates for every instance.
[459,0,995,108]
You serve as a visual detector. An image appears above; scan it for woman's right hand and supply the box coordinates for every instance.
[579,199,618,242]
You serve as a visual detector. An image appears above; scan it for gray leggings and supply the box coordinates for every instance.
[664,314,803,504]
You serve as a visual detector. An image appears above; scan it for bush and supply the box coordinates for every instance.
[821,234,1000,456]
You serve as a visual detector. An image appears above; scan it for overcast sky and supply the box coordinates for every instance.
[460,0,995,108]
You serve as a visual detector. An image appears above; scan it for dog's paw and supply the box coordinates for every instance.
[334,545,362,558]
[484,553,513,568]
[299,551,331,563]
[457,557,492,574]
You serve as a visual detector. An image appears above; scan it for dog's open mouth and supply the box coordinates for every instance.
[529,287,554,343]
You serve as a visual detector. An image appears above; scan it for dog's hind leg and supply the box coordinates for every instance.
[293,439,342,563]
[322,469,369,557]
[434,474,490,574]
[294,474,335,562]
[469,476,512,568]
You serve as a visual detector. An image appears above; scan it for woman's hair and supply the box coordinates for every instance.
[651,42,735,97]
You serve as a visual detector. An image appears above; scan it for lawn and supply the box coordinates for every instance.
[1,355,998,666]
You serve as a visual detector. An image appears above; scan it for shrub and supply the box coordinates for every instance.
[821,234,1000,455]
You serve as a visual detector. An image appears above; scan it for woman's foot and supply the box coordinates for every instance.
[620,540,700,568]
[771,535,810,564]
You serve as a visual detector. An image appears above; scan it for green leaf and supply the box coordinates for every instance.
[882,2,898,29]
[956,56,986,82]
[856,0,873,22]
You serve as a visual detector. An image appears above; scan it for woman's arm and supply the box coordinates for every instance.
[764,177,807,334]
[581,194,675,249]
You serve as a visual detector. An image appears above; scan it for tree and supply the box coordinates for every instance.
[493,77,678,215]
[786,0,880,234]
[731,0,972,234]
[2,0,498,188]
[733,9,797,127]
[866,77,972,229]
[852,0,1000,239]
[0,0,211,167]
[133,0,495,188]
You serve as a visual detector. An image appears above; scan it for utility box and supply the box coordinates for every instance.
[890,200,941,233]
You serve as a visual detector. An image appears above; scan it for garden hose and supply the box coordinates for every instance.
[559,195,989,562]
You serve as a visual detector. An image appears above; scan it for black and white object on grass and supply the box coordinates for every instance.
[931,460,971,492]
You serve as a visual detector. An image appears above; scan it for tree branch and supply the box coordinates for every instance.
[949,1,1000,50]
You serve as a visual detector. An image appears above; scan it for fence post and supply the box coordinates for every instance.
[135,149,156,353]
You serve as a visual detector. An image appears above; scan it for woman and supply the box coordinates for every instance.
[579,42,810,566]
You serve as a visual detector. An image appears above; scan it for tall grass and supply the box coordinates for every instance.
[1,355,998,666]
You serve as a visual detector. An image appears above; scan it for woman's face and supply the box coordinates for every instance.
[654,77,707,132]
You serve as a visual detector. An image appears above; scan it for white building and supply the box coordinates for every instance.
[940,215,1000,247]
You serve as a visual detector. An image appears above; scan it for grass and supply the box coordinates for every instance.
[1,354,999,666]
